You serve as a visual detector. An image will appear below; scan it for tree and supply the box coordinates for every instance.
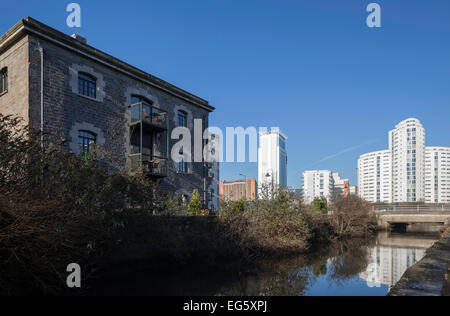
[312,197,328,214]
[187,189,202,215]
[329,195,376,237]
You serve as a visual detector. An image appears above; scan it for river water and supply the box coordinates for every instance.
[95,232,440,296]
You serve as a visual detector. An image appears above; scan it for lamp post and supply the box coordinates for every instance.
[265,168,274,198]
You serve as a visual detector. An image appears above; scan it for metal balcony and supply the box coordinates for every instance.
[129,102,168,133]
[130,154,168,178]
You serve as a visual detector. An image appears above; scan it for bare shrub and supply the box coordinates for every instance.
[329,195,376,238]
[219,187,312,255]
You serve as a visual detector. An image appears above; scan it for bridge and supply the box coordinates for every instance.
[374,206,450,232]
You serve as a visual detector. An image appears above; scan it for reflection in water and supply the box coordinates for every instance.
[360,247,426,289]
[359,232,438,290]
[92,232,439,296]
[213,233,439,296]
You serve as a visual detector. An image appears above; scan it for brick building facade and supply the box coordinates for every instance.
[220,178,257,202]
[0,17,216,203]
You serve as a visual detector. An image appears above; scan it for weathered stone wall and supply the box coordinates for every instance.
[0,35,29,122]
[3,31,211,198]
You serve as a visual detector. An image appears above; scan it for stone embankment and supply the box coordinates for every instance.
[388,229,450,296]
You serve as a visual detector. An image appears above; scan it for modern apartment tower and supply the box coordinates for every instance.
[302,170,354,203]
[358,118,450,204]
[258,130,288,194]
[425,147,450,203]
[302,170,334,204]
[389,118,426,203]
[358,150,393,203]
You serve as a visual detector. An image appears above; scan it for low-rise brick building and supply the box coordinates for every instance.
[220,178,257,202]
[0,17,216,203]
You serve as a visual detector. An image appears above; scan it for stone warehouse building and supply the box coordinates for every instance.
[0,17,217,206]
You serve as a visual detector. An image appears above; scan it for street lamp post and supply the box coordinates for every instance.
[265,168,274,198]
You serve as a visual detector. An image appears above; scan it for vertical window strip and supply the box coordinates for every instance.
[178,111,187,127]
[0,68,7,93]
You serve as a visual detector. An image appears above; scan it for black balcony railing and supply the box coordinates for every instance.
[129,102,168,131]
[130,154,168,178]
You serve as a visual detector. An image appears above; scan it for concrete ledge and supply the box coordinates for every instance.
[388,229,450,296]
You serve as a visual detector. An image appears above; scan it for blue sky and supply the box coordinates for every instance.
[1,0,449,189]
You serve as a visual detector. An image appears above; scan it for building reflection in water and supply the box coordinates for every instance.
[360,233,438,289]
[360,246,425,288]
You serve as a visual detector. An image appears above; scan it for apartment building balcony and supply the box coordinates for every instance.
[129,102,168,133]
[130,154,168,178]
[128,101,169,178]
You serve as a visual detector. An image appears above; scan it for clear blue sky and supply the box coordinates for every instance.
[2,0,450,189]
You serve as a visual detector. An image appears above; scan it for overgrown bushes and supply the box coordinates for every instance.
[0,115,167,295]
[219,190,312,255]
[218,188,377,256]
[329,195,377,237]
[0,114,377,295]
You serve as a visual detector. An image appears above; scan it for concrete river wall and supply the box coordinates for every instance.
[388,229,450,296]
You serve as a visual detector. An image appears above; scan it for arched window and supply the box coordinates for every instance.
[0,68,8,94]
[78,130,96,156]
[78,72,96,98]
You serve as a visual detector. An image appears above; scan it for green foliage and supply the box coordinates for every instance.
[312,197,328,214]
[187,189,203,215]
[229,199,248,213]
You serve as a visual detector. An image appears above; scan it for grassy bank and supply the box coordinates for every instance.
[0,114,376,295]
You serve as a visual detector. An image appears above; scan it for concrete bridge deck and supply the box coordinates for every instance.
[376,211,450,232]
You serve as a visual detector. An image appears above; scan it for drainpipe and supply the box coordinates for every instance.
[203,115,207,208]
[40,46,44,148]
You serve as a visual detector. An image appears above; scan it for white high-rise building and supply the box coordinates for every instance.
[389,118,426,203]
[425,147,450,203]
[358,118,450,204]
[358,150,392,203]
[302,170,334,204]
[258,130,288,194]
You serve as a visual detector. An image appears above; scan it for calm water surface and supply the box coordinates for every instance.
[96,232,439,296]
